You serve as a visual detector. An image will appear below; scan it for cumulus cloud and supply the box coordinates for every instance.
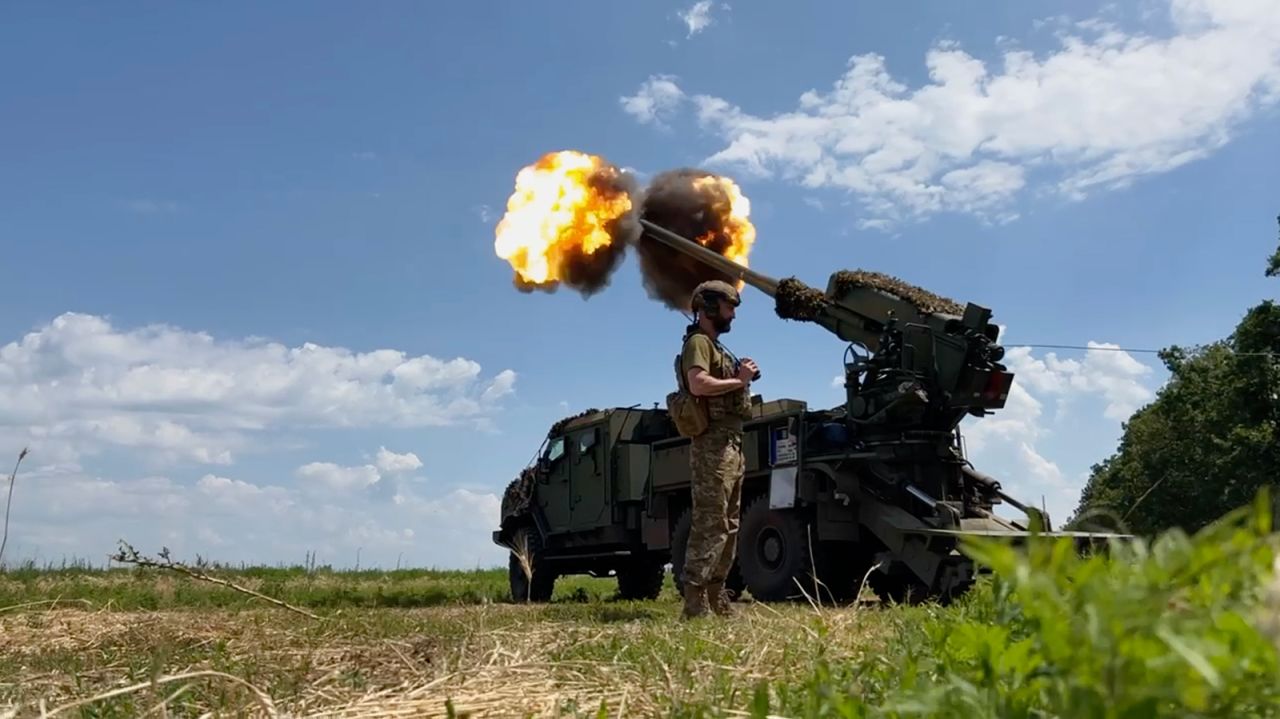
[2,464,503,569]
[297,445,426,495]
[961,380,1046,452]
[0,312,517,467]
[481,369,517,402]
[1004,342,1155,420]
[956,331,1161,525]
[297,461,382,492]
[625,0,1280,226]
[1018,442,1066,488]
[375,446,422,474]
[620,75,686,127]
[678,1,717,38]
[197,474,294,514]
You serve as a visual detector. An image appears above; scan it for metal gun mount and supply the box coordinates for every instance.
[638,218,1015,422]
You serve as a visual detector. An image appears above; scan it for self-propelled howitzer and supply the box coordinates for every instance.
[639,218,1042,530]
[490,220,1125,607]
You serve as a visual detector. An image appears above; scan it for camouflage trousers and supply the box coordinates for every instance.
[683,426,745,588]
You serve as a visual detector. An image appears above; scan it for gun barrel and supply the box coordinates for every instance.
[639,219,779,297]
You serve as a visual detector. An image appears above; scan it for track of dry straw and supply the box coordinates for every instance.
[0,596,889,718]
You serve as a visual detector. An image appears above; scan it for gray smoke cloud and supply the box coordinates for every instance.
[634,167,746,311]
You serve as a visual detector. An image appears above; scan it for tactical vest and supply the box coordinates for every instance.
[678,330,752,428]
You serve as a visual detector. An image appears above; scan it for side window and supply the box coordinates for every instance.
[575,429,601,472]
[546,436,565,464]
[577,429,597,456]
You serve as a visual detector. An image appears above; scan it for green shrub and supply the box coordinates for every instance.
[750,490,1280,718]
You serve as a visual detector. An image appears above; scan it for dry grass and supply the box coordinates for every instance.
[0,596,894,717]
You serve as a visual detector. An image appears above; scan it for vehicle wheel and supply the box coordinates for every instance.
[671,506,746,601]
[616,555,665,600]
[736,494,813,602]
[507,525,555,603]
[868,556,972,606]
[812,541,874,605]
[866,564,930,606]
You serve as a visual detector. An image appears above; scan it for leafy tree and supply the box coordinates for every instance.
[1269,215,1280,278]
[1069,219,1280,535]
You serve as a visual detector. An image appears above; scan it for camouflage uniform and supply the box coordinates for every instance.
[678,325,752,616]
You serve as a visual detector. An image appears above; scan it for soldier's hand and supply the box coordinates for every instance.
[737,359,759,382]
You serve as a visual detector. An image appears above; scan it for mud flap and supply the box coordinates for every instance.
[769,466,797,508]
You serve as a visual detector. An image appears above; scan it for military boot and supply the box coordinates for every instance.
[681,583,708,620]
[707,582,734,617]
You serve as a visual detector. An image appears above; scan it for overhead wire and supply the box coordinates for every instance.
[1013,343,1276,358]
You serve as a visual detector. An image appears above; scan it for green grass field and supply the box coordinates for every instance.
[3,498,1279,717]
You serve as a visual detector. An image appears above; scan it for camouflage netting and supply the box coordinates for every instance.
[833,270,964,316]
[774,276,829,321]
[548,407,600,437]
[500,467,537,524]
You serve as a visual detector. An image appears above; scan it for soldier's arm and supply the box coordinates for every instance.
[687,368,749,396]
[683,336,749,396]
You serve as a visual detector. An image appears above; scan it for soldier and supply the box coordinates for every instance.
[678,279,759,619]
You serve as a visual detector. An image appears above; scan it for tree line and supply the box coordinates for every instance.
[1068,216,1280,535]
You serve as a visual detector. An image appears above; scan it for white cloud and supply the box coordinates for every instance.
[375,446,422,474]
[962,380,1045,453]
[620,75,686,127]
[1,464,503,569]
[481,369,517,402]
[1018,442,1065,488]
[1004,342,1154,420]
[626,0,1280,226]
[296,461,382,492]
[957,332,1162,526]
[678,0,716,38]
[197,473,294,513]
[297,446,427,496]
[0,312,516,467]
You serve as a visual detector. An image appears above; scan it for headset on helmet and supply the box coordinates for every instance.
[692,280,740,317]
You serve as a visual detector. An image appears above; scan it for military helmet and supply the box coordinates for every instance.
[692,279,740,313]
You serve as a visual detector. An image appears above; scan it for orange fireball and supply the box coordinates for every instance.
[493,151,635,293]
[691,174,755,288]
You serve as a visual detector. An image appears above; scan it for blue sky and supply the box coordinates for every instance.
[2,0,1277,570]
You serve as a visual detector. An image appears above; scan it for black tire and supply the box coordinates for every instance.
[736,494,814,601]
[811,541,874,605]
[670,506,747,600]
[616,555,666,600]
[507,525,555,603]
[866,565,930,606]
[867,556,972,607]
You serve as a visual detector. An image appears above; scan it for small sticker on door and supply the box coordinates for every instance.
[771,428,797,465]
